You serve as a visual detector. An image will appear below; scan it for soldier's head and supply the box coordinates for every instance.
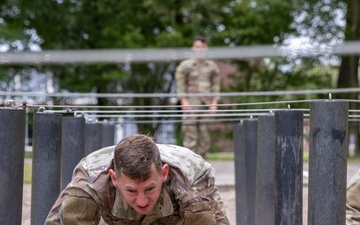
[109,134,169,215]
[192,35,208,51]
[192,36,208,58]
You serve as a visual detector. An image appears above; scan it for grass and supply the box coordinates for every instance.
[21,153,236,185]
[206,152,234,161]
[21,151,360,185]
[23,161,32,184]
[303,151,309,163]
[346,154,360,163]
[207,151,311,162]
[24,152,32,159]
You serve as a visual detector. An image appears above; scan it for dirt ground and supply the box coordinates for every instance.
[22,184,31,225]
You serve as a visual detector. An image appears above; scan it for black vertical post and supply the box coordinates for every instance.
[244,119,258,225]
[234,122,247,225]
[84,122,103,156]
[31,113,62,225]
[274,110,303,225]
[61,116,85,190]
[255,115,275,225]
[101,123,115,148]
[308,101,348,225]
[0,108,26,225]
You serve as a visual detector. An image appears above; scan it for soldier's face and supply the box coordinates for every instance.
[192,40,208,51]
[110,164,169,215]
[192,40,208,58]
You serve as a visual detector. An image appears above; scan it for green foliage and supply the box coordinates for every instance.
[1,0,355,143]
[211,0,296,45]
[291,0,346,43]
[1,1,332,100]
[2,1,234,116]
[209,145,221,153]
[221,57,336,111]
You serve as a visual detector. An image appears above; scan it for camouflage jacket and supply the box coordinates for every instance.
[44,144,229,225]
[347,172,360,224]
[175,58,220,105]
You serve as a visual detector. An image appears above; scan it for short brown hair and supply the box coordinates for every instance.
[113,134,162,181]
[194,35,207,44]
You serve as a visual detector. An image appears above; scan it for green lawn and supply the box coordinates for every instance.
[23,161,32,184]
[22,152,359,185]
[206,152,234,161]
[208,151,311,162]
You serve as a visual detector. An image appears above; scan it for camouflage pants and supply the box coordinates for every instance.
[182,114,211,158]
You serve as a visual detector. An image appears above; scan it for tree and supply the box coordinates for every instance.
[337,0,360,98]
[290,0,359,98]
[339,0,360,155]
[2,0,234,135]
[209,0,329,109]
[3,0,355,145]
[292,0,360,154]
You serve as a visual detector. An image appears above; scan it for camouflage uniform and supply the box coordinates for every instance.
[45,144,229,225]
[175,58,220,157]
[347,169,360,224]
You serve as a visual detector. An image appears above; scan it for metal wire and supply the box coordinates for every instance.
[83,113,314,125]
[41,108,308,114]
[82,112,272,119]
[3,97,360,123]
[1,99,322,110]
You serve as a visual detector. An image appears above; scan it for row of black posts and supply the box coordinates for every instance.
[0,110,116,225]
[234,100,349,225]
[0,100,350,225]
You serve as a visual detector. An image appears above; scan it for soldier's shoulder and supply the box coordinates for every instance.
[157,144,210,182]
[80,145,115,181]
[178,58,196,68]
[206,60,220,69]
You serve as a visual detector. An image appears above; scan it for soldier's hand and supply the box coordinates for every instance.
[209,105,217,113]
[181,105,191,111]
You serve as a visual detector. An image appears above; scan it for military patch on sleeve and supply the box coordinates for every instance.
[183,211,216,225]
[61,195,100,224]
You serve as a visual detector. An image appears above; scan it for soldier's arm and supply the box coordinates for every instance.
[346,180,360,223]
[210,62,221,104]
[175,62,192,111]
[175,62,187,95]
[44,188,101,225]
[180,163,230,225]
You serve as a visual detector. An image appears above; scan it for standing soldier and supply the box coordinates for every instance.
[175,36,221,158]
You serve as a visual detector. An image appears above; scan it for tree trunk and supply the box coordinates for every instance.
[337,0,360,155]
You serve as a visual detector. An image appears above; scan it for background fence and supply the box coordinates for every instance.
[1,42,360,224]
